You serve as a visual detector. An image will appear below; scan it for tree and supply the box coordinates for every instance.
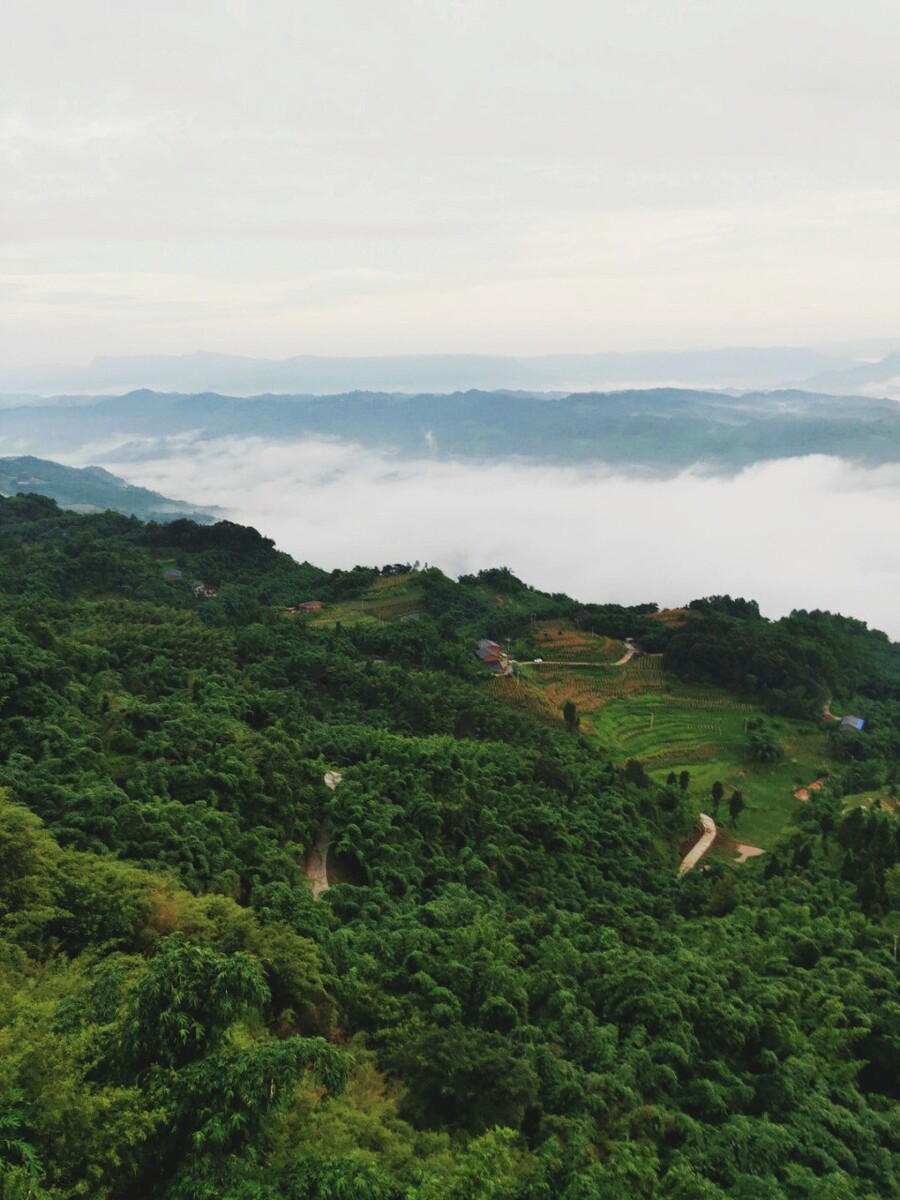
[127,936,270,1070]
[679,770,691,791]
[711,780,725,817]
[747,722,781,763]
[728,790,745,827]
[562,700,579,732]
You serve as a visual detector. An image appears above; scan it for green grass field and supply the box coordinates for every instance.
[841,788,897,813]
[515,657,833,849]
[309,573,425,628]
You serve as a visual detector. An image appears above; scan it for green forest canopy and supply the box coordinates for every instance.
[0,491,898,1199]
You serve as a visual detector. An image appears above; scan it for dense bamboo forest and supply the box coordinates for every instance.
[0,491,898,1199]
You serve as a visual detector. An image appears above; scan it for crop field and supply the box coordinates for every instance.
[486,673,549,718]
[310,573,424,627]
[647,607,689,628]
[531,620,624,664]
[590,693,751,762]
[512,655,832,849]
[528,654,666,712]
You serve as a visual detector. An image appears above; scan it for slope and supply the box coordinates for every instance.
[0,454,218,522]
[0,496,897,1199]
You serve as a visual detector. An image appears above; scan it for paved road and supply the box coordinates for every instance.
[679,813,716,875]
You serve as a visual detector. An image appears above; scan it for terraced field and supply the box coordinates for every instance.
[530,654,666,712]
[514,654,831,849]
[310,573,424,627]
[589,692,752,763]
[531,620,625,664]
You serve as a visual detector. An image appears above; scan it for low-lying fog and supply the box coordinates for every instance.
[79,436,900,639]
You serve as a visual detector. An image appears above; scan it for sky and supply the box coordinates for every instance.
[77,435,900,640]
[3,0,900,366]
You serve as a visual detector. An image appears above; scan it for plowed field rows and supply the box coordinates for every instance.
[532,621,623,664]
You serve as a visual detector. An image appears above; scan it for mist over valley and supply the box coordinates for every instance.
[3,380,897,636]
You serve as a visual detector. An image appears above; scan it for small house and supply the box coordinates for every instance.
[476,638,503,662]
[839,715,865,733]
[163,569,183,581]
[299,600,324,613]
[475,638,512,676]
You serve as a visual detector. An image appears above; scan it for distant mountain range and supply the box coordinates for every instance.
[6,345,900,397]
[0,456,218,523]
[2,387,898,474]
[800,351,900,398]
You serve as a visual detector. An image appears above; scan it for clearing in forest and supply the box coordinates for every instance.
[530,619,625,665]
[507,656,832,849]
[311,572,425,627]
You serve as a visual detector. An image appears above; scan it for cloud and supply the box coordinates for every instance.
[82,436,900,639]
[5,2,900,362]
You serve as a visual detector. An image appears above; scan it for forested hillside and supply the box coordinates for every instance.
[0,457,217,524]
[4,387,900,471]
[0,493,898,1199]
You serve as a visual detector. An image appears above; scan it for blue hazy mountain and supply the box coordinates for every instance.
[0,456,218,522]
[0,346,858,396]
[1,387,898,474]
[798,351,900,399]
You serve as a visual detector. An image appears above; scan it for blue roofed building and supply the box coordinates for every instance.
[839,715,865,733]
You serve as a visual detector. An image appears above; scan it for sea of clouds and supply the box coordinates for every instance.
[72,434,900,640]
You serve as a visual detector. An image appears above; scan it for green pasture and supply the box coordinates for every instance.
[584,688,829,847]
[518,658,833,849]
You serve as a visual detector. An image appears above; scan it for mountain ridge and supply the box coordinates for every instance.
[0,494,898,1197]
[0,345,861,396]
[0,454,219,523]
[3,386,898,473]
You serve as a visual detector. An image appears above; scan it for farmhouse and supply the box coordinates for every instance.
[163,568,182,581]
[476,638,502,661]
[475,638,513,676]
[299,600,324,613]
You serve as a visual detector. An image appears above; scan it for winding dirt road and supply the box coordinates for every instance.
[524,642,637,668]
[679,813,716,875]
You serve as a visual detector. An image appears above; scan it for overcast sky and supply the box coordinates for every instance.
[3,0,900,366]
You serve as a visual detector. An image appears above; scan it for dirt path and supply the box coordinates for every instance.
[527,659,613,666]
[678,813,716,875]
[525,643,636,668]
[304,772,341,898]
[304,822,332,899]
[734,843,764,864]
[823,699,838,722]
